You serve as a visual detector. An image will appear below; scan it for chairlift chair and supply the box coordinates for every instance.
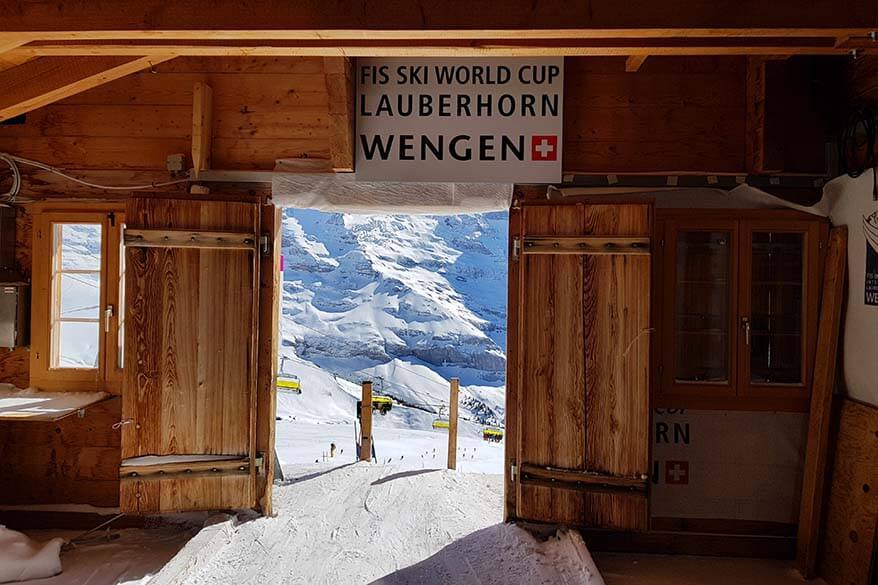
[276,356,302,394]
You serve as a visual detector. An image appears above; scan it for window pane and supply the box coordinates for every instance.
[57,321,100,368]
[674,231,731,383]
[58,224,102,270]
[750,232,804,384]
[59,273,101,319]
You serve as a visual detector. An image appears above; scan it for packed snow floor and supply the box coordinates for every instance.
[13,526,193,585]
[178,463,603,585]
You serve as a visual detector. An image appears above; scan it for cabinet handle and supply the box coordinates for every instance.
[741,316,751,346]
[104,304,115,333]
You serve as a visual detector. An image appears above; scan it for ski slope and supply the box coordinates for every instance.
[176,464,604,585]
[274,353,505,474]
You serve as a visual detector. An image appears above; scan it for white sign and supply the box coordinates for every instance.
[355,58,563,183]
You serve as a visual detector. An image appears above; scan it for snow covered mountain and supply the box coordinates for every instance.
[278,209,508,428]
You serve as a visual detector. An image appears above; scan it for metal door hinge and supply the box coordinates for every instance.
[259,235,270,256]
[512,237,521,261]
[510,462,518,479]
[255,453,265,475]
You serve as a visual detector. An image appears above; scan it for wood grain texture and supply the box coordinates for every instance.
[0,397,121,506]
[818,399,878,585]
[121,197,258,513]
[0,55,173,122]
[0,57,331,171]
[797,226,847,577]
[504,206,522,522]
[515,203,650,530]
[255,204,280,515]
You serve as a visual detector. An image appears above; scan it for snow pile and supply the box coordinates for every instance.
[0,526,63,583]
[173,464,603,585]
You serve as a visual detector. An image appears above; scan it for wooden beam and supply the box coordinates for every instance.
[521,236,651,255]
[255,203,281,516]
[746,57,784,173]
[0,29,875,42]
[123,228,257,250]
[797,226,848,578]
[625,55,648,72]
[359,381,373,462]
[4,43,866,59]
[191,81,213,177]
[0,55,172,122]
[323,57,354,172]
[0,1,875,32]
[447,378,459,470]
[520,463,647,492]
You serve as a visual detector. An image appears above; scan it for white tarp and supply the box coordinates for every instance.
[272,173,512,215]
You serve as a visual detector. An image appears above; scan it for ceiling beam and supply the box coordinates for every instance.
[0,55,173,122]
[3,41,868,58]
[0,29,875,42]
[0,1,875,31]
[625,55,648,72]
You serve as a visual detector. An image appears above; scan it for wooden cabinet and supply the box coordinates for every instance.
[654,210,826,412]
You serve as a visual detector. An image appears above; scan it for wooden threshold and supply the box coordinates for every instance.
[123,228,257,250]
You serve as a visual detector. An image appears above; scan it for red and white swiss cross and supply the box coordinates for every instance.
[531,135,558,161]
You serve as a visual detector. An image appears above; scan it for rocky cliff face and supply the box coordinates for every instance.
[280,209,508,389]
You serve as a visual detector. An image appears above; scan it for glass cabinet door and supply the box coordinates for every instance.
[747,231,804,385]
[663,221,737,397]
[740,220,820,403]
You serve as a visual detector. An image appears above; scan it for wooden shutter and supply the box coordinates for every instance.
[120,197,260,513]
[510,202,652,530]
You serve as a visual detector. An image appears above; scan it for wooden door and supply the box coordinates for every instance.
[510,202,651,530]
[120,197,260,513]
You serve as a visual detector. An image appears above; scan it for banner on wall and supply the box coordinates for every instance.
[355,58,564,183]
[865,211,878,306]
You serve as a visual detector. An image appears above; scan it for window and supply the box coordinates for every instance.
[656,212,824,412]
[51,223,103,368]
[31,206,125,392]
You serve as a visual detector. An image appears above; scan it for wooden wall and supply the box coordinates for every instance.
[0,57,332,172]
[563,57,746,173]
[819,399,878,585]
[0,397,121,506]
[0,55,838,178]
[563,56,841,175]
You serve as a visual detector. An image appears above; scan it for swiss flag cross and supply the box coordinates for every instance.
[665,460,689,485]
[531,135,558,161]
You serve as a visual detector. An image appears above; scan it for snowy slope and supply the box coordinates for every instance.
[174,464,605,585]
[278,210,508,429]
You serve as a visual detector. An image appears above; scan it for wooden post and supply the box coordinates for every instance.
[797,226,848,578]
[447,377,459,470]
[359,381,372,462]
[191,81,213,178]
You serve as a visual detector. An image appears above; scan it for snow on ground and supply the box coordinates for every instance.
[13,527,193,585]
[274,352,505,474]
[177,463,604,585]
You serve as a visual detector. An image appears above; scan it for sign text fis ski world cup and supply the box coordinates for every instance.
[356,58,564,183]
